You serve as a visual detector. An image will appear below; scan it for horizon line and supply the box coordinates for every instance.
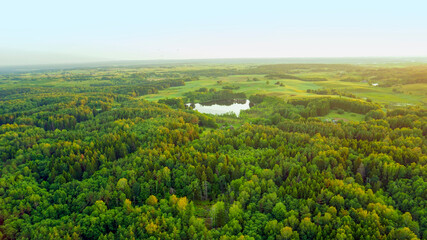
[1,56,427,71]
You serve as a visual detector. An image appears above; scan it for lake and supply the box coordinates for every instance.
[187,99,250,117]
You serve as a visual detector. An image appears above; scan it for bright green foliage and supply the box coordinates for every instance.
[211,201,227,228]
[0,64,426,239]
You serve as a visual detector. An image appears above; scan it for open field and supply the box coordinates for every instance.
[2,63,425,109]
[140,65,427,107]
[318,110,365,122]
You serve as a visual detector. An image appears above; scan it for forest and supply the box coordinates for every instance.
[0,63,426,240]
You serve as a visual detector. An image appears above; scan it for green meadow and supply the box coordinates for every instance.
[142,65,427,108]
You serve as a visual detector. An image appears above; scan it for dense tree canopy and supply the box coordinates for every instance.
[0,65,426,240]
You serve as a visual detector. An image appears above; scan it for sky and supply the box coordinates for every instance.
[1,0,427,65]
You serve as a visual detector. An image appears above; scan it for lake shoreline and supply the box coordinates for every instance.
[186,99,250,117]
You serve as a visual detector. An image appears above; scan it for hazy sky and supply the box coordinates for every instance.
[1,0,427,65]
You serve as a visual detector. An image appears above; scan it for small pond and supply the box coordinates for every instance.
[187,99,250,117]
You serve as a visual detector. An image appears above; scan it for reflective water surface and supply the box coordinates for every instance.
[188,99,250,116]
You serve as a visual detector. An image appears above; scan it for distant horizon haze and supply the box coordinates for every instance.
[1,49,427,67]
[1,0,427,66]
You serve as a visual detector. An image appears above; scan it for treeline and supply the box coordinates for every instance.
[114,79,185,96]
[265,74,327,82]
[171,68,242,78]
[222,85,240,90]
[306,88,357,99]
[254,64,363,74]
[288,97,380,117]
[254,64,427,86]
[184,88,246,103]
[356,65,427,86]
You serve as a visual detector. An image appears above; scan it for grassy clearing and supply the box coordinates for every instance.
[319,110,365,122]
[142,66,426,107]
[143,74,324,101]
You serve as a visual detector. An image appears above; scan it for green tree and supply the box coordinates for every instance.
[211,201,227,228]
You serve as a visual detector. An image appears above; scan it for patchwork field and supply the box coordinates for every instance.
[142,65,427,108]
